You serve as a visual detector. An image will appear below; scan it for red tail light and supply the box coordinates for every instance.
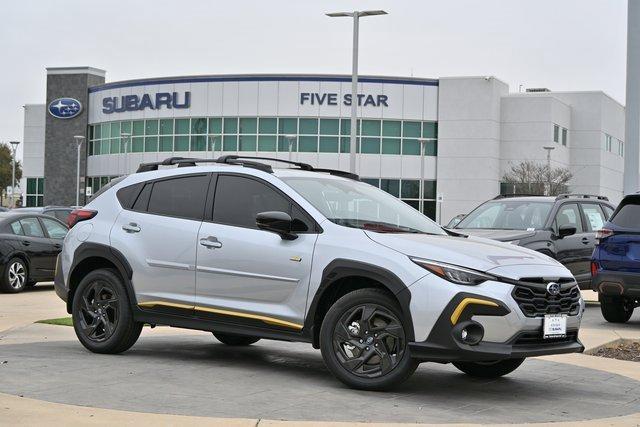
[595,228,613,245]
[591,261,599,277]
[67,209,97,228]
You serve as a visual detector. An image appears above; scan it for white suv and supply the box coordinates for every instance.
[55,156,584,390]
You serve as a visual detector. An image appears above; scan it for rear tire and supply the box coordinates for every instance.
[0,258,28,293]
[72,269,143,354]
[320,288,418,391]
[213,333,260,346]
[453,358,525,378]
[601,297,634,323]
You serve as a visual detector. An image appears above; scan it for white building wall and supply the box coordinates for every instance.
[436,77,508,224]
[20,104,46,199]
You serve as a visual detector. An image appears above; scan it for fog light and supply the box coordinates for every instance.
[453,321,484,346]
[461,329,468,340]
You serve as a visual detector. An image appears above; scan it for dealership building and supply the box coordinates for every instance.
[20,66,626,223]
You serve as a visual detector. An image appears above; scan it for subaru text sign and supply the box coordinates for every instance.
[48,98,82,119]
[102,91,191,114]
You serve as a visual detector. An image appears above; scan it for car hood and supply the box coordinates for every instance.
[365,231,560,273]
[451,229,536,242]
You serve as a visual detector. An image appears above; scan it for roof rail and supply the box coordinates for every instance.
[136,155,359,180]
[555,193,609,201]
[493,193,544,200]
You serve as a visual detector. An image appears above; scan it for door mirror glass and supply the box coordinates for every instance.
[256,211,297,240]
[558,224,577,238]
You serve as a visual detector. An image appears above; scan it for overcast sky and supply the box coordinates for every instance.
[0,0,628,160]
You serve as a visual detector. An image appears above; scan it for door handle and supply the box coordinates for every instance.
[122,223,141,233]
[21,240,30,246]
[581,237,590,244]
[53,244,62,250]
[200,236,222,249]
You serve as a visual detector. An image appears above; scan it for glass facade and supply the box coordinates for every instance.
[25,177,45,207]
[88,117,437,157]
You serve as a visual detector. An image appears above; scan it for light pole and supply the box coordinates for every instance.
[120,132,131,175]
[543,146,555,196]
[9,141,20,207]
[208,135,220,159]
[326,10,388,174]
[73,136,85,206]
[284,134,296,163]
[417,138,428,214]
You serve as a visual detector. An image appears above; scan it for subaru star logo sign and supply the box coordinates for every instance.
[546,282,561,296]
[48,97,82,119]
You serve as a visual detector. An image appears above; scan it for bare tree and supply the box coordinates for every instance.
[502,161,572,196]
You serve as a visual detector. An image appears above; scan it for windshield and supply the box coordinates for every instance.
[281,177,445,235]
[456,200,553,230]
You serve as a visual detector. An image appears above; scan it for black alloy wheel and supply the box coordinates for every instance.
[77,281,120,342]
[332,303,406,378]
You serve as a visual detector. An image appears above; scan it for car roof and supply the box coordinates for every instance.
[487,196,556,203]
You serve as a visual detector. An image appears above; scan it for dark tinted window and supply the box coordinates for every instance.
[117,184,142,209]
[147,175,210,220]
[132,183,152,212]
[213,175,291,229]
[611,198,640,229]
[19,217,45,237]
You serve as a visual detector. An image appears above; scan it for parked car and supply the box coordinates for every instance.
[0,212,68,293]
[0,207,9,212]
[16,206,75,224]
[591,193,640,323]
[55,156,584,390]
[452,194,616,289]
[445,214,466,228]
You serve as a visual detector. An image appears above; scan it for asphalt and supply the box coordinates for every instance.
[1,284,640,426]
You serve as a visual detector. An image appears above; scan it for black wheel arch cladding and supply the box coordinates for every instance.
[305,259,415,347]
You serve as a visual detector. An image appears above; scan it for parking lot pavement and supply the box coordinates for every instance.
[2,286,640,426]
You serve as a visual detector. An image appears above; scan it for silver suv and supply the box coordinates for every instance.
[55,156,585,390]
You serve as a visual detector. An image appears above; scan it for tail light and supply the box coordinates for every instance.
[595,228,613,245]
[67,209,97,228]
[591,261,599,277]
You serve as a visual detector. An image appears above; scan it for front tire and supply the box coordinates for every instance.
[72,269,142,354]
[320,288,418,390]
[601,297,634,323]
[453,358,525,378]
[213,333,260,346]
[0,258,28,293]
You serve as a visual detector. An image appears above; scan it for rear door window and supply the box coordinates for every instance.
[19,217,45,238]
[147,174,210,221]
[610,199,640,228]
[581,204,606,232]
[40,217,68,239]
[9,221,23,235]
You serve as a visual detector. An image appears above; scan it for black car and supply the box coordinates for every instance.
[0,212,68,293]
[453,194,616,289]
[15,206,75,224]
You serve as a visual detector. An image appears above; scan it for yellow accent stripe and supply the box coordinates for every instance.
[450,298,499,325]
[138,301,303,330]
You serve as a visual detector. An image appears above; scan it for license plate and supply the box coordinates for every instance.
[543,314,567,339]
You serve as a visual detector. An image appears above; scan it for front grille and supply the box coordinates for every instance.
[511,280,581,318]
[513,330,579,346]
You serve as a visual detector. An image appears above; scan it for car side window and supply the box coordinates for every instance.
[41,218,68,239]
[132,183,152,212]
[52,210,71,223]
[213,175,303,230]
[9,221,23,235]
[553,203,583,234]
[19,217,45,238]
[147,174,210,221]
[601,204,615,220]
[581,204,606,232]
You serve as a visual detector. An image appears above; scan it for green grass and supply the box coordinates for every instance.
[36,317,73,327]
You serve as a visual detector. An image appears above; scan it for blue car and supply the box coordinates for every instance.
[591,193,640,323]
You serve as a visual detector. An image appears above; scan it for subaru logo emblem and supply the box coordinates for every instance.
[48,97,82,119]
[546,282,561,296]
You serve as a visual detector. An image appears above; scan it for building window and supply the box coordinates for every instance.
[363,177,437,220]
[87,118,438,158]
[605,134,613,152]
[618,139,625,157]
[25,177,45,207]
[553,124,559,143]
[86,176,120,198]
[561,128,568,146]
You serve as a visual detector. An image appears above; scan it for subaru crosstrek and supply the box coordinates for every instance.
[591,193,640,323]
[55,156,584,390]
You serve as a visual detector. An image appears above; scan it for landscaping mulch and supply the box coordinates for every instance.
[593,340,640,362]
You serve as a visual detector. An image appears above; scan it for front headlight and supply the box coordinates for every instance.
[410,258,496,286]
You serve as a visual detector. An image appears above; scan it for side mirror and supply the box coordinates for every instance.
[558,224,577,238]
[256,211,297,240]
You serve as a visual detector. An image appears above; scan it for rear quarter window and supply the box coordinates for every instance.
[610,199,640,229]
